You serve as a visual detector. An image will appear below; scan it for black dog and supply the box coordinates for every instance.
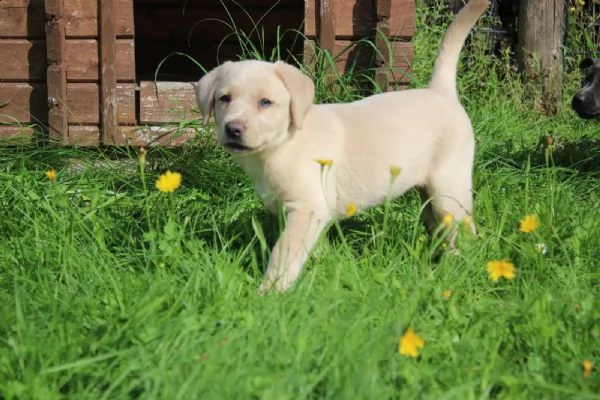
[572,58,600,119]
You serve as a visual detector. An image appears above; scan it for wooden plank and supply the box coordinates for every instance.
[0,126,35,145]
[68,125,196,147]
[318,0,336,54]
[134,7,302,42]
[67,83,135,124]
[46,0,68,143]
[0,0,45,38]
[139,81,197,124]
[116,126,197,147]
[47,64,68,141]
[66,39,134,81]
[378,41,413,84]
[375,0,391,89]
[0,40,47,80]
[65,0,133,37]
[100,0,118,144]
[303,39,412,81]
[306,0,363,39]
[0,0,44,6]
[67,126,100,146]
[375,64,413,90]
[0,39,134,81]
[387,0,416,38]
[305,0,414,38]
[0,0,133,38]
[0,82,140,127]
[45,0,63,17]
[0,83,48,124]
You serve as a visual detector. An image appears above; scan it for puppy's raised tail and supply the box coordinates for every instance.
[429,0,489,99]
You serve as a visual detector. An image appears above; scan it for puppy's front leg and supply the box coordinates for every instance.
[259,210,331,292]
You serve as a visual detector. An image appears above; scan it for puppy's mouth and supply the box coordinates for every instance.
[224,142,255,153]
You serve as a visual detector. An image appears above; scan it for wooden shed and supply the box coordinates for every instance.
[0,0,415,147]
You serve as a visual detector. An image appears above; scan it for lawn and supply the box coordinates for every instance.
[1,3,600,399]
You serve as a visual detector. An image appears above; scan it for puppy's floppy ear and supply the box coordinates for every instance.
[274,61,315,130]
[579,58,595,70]
[193,65,222,124]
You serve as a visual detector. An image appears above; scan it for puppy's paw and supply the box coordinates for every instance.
[257,280,274,294]
[447,247,460,256]
[257,277,293,294]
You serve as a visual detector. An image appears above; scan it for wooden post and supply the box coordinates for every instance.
[516,0,565,115]
[319,0,336,55]
[375,0,392,90]
[99,0,118,144]
[45,0,67,144]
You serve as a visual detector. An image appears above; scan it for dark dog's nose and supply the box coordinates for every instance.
[225,121,245,139]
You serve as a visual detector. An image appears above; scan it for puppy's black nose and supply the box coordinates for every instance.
[225,121,245,139]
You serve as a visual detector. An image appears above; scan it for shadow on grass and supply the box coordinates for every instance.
[484,135,600,173]
[152,144,440,273]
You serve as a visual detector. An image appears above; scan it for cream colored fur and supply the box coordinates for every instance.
[194,0,489,291]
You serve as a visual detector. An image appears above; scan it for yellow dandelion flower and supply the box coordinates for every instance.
[390,165,402,179]
[45,169,57,182]
[345,202,358,217]
[442,213,454,227]
[569,6,576,12]
[442,290,452,299]
[315,159,334,167]
[155,170,182,193]
[399,328,425,358]
[462,215,473,227]
[487,260,517,282]
[519,214,540,233]
[583,360,593,379]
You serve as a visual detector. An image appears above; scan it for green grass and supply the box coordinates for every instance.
[2,3,600,399]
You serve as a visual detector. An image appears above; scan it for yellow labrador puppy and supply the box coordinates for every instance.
[194,0,489,292]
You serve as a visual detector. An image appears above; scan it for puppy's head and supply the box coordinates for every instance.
[194,60,315,154]
[572,57,600,120]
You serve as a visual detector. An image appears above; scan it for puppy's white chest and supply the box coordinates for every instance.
[235,150,337,216]
[255,178,281,213]
[233,155,283,214]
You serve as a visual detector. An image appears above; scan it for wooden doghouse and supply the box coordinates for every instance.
[0,0,415,147]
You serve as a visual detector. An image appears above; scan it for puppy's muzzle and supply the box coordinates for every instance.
[223,121,253,152]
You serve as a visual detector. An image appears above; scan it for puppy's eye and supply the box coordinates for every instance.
[219,94,231,103]
[259,98,272,108]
